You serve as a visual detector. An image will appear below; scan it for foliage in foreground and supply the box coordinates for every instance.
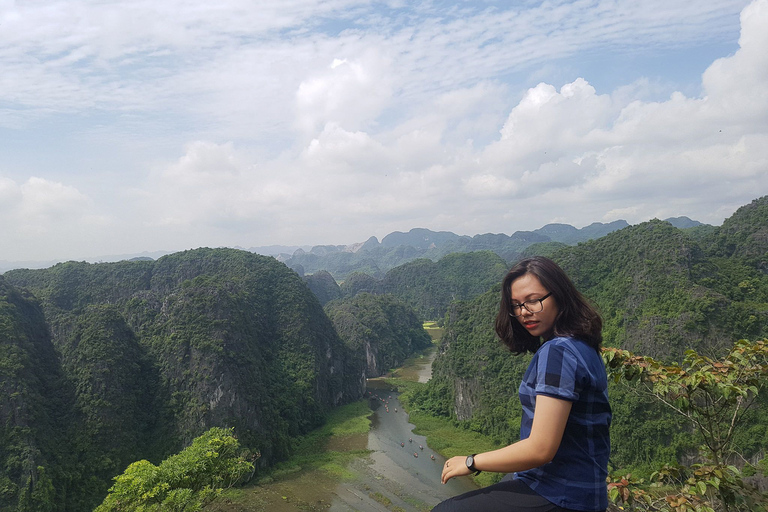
[603,339,768,512]
[95,427,256,512]
[211,400,373,509]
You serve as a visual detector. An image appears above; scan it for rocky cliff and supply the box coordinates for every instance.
[2,248,366,510]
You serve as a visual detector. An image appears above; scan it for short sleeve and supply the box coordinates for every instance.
[533,340,581,401]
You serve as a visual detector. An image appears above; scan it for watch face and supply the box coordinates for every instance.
[466,455,474,469]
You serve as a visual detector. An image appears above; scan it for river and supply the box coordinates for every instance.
[217,346,479,511]
[325,382,478,511]
[328,344,478,511]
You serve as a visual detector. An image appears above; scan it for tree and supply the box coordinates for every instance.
[603,339,768,511]
[95,427,256,512]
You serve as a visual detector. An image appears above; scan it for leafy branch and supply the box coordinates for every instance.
[603,339,768,511]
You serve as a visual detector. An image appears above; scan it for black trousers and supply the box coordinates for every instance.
[432,476,603,512]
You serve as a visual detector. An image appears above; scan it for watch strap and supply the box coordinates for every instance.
[466,454,481,475]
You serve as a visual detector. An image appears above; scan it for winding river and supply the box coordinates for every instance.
[224,346,478,511]
[326,383,478,511]
[325,346,477,511]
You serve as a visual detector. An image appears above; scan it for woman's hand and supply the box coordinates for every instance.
[441,455,472,484]
[438,395,573,483]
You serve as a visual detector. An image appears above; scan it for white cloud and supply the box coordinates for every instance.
[463,174,518,198]
[144,141,257,227]
[0,176,112,260]
[702,0,768,123]
[454,0,768,230]
[18,177,91,227]
[0,177,22,211]
[1,0,766,262]
[487,79,616,166]
[295,52,394,135]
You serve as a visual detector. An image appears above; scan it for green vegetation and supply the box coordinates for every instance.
[704,196,768,259]
[402,197,768,505]
[325,293,433,377]
[96,427,255,512]
[2,196,767,511]
[1,248,369,510]
[333,251,509,321]
[332,251,508,320]
[604,339,768,511]
[213,400,372,508]
[0,277,65,512]
[378,251,508,319]
[556,219,759,359]
[397,408,503,488]
[303,270,341,306]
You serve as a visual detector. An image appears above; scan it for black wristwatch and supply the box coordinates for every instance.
[466,454,481,475]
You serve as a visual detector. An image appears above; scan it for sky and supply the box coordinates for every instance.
[1,0,767,264]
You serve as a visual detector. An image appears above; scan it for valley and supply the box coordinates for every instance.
[213,346,477,512]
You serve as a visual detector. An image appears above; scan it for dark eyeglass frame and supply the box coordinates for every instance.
[509,292,552,317]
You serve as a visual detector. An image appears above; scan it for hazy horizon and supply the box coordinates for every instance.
[0,210,720,272]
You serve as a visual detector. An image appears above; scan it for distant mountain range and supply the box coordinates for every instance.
[0,216,706,275]
[275,217,708,280]
[0,194,764,509]
[265,216,703,257]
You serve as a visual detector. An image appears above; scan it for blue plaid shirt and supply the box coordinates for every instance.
[514,337,611,511]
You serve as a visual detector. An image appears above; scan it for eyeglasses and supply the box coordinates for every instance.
[509,293,552,317]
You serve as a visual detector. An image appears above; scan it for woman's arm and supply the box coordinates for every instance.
[440,395,572,484]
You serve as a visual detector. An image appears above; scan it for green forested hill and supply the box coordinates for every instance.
[1,248,366,511]
[284,221,630,280]
[556,219,749,359]
[705,195,768,259]
[335,250,509,320]
[325,293,433,378]
[304,270,342,305]
[2,198,765,509]
[63,304,160,504]
[0,278,70,510]
[416,199,768,477]
[378,251,509,320]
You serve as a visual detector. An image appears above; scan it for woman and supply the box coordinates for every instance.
[433,256,610,512]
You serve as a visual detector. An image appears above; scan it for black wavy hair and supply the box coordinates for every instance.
[494,256,602,354]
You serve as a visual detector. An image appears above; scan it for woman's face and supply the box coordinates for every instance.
[510,273,559,340]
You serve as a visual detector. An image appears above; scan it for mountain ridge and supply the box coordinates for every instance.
[0,217,704,275]
[1,248,369,509]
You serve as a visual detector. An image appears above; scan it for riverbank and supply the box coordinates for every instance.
[209,346,460,510]
[211,334,497,511]
[210,400,375,511]
[211,384,477,511]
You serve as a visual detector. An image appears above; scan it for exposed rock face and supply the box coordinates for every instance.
[365,340,380,376]
[453,378,481,421]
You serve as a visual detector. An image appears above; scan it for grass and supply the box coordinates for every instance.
[422,322,444,343]
[400,409,504,487]
[267,399,372,479]
[214,331,505,509]
[321,399,373,437]
[212,400,373,509]
[370,492,392,506]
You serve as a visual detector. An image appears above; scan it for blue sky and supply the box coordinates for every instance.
[1,0,766,264]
